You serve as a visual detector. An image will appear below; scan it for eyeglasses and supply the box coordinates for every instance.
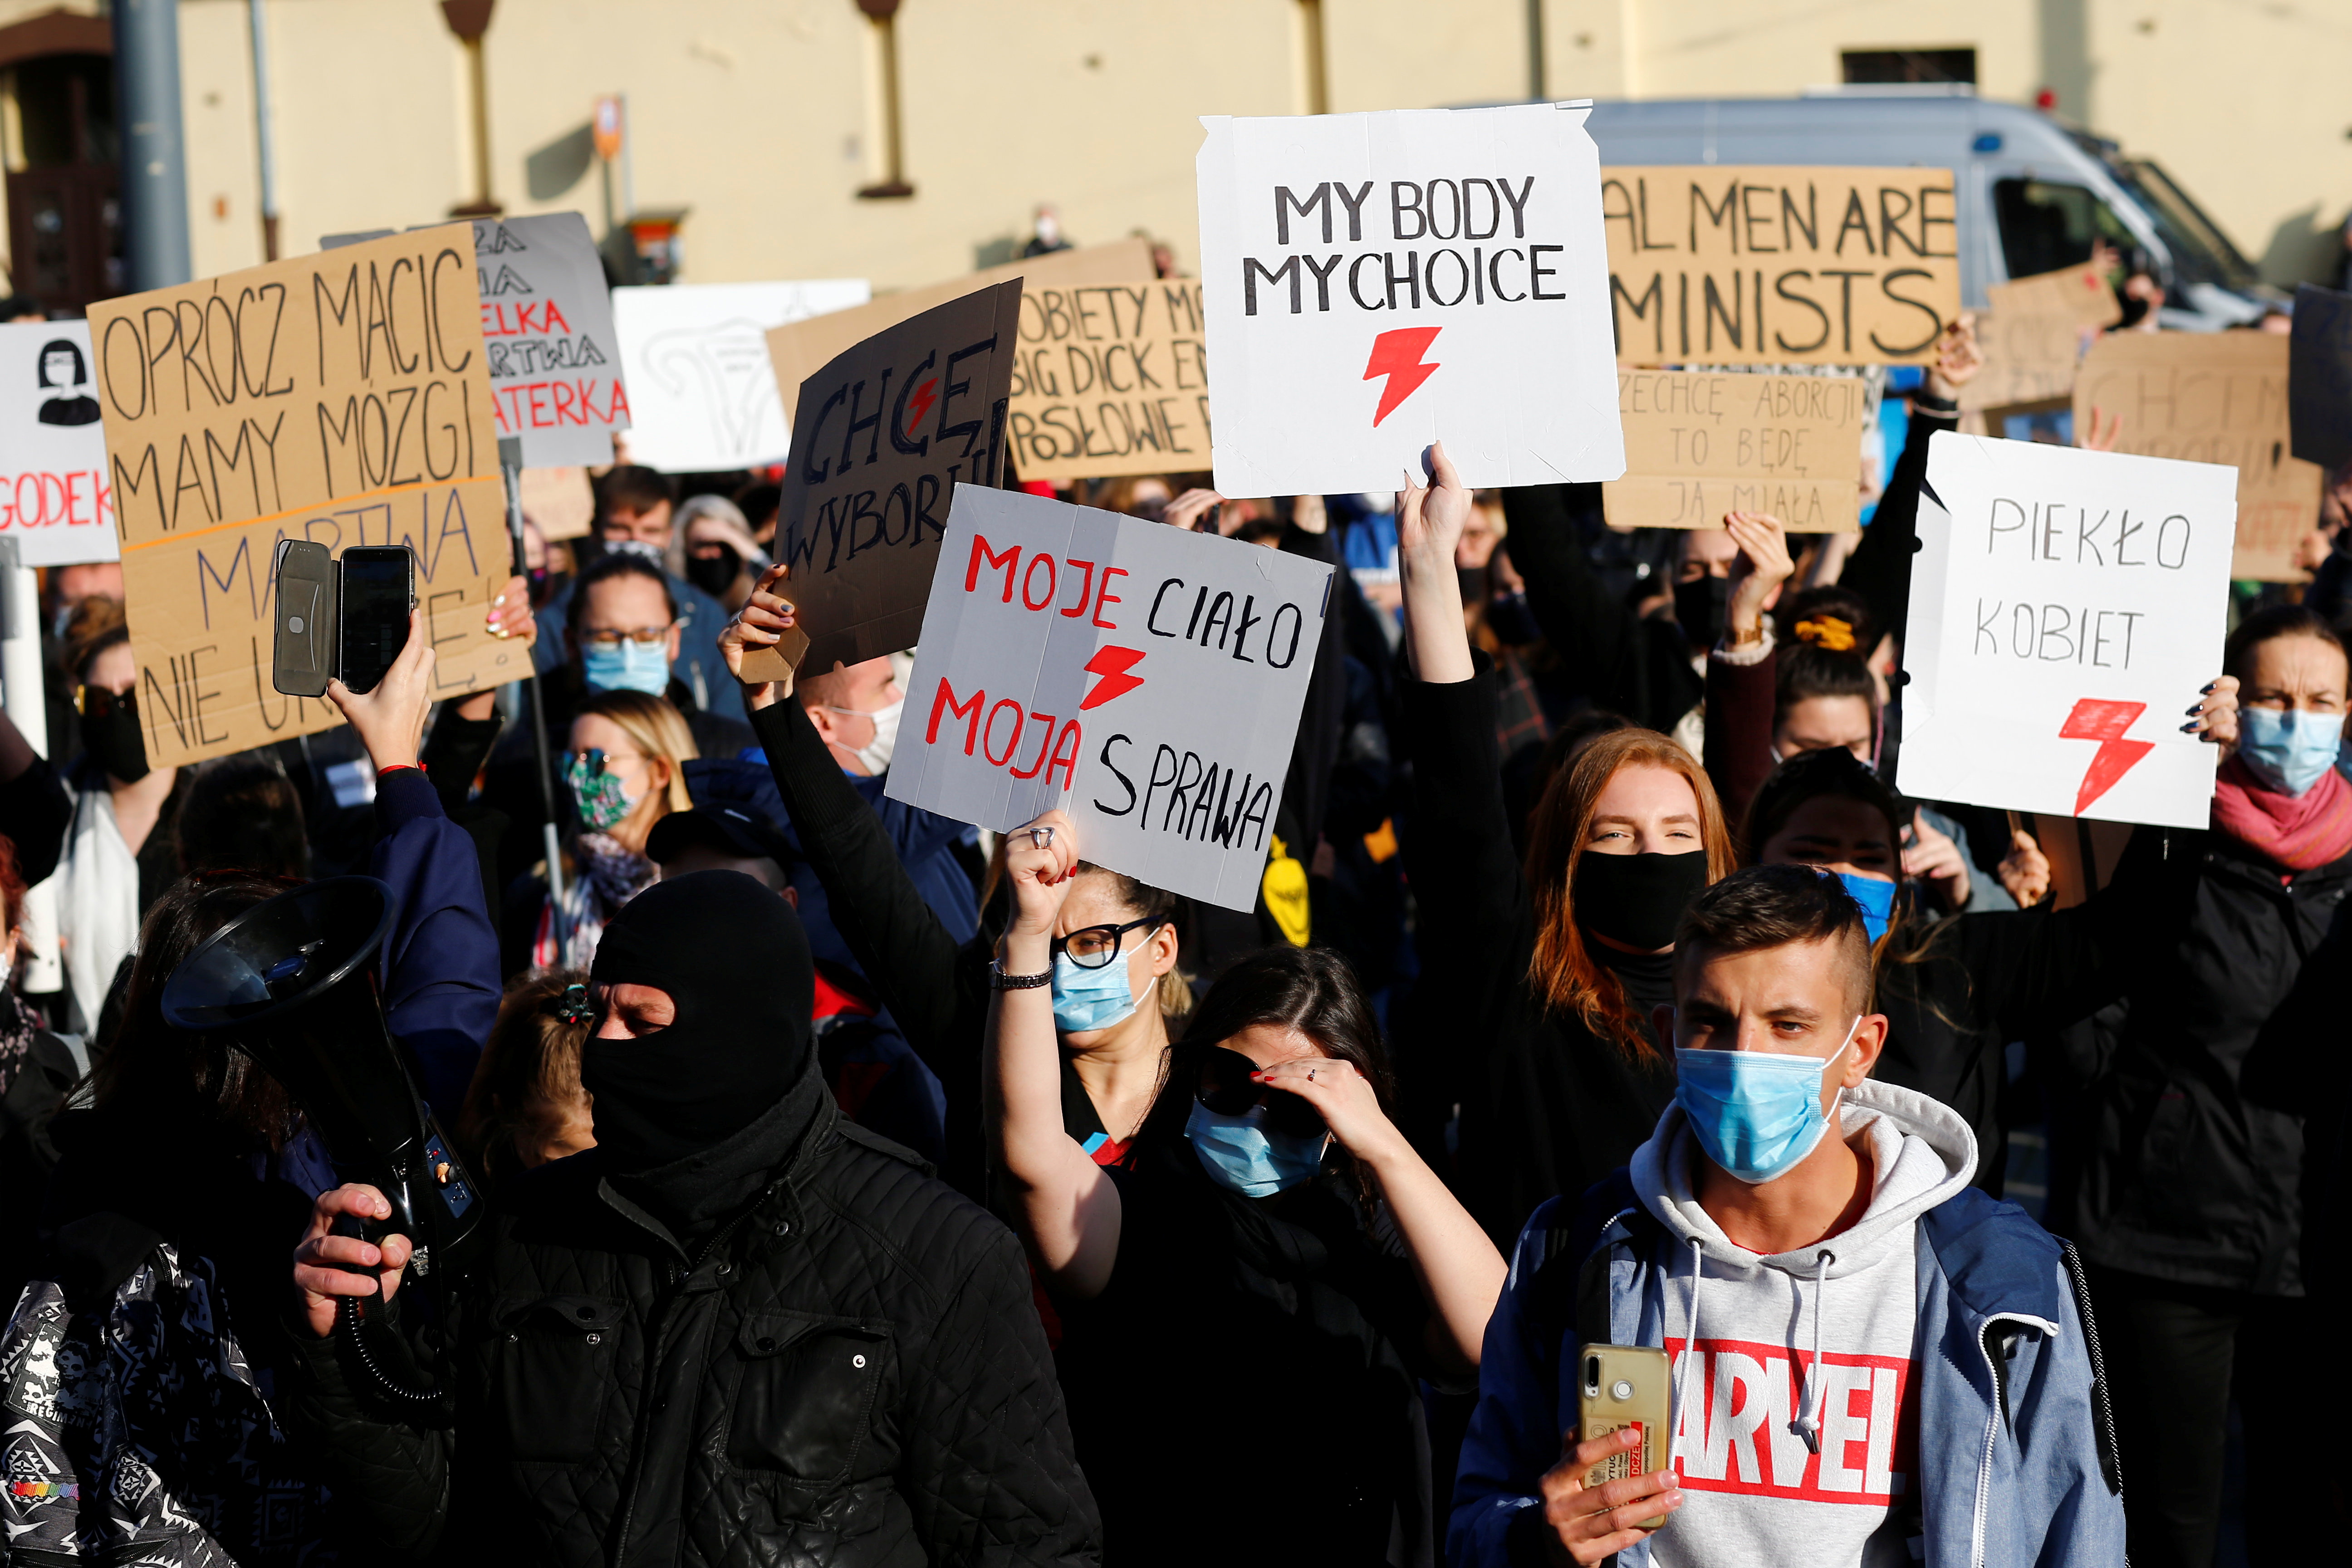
[564,747,641,777]
[75,684,133,719]
[1051,916,1164,970]
[1195,1045,1328,1138]
[576,624,672,649]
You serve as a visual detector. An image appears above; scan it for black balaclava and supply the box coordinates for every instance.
[580,870,815,1174]
[1574,850,1710,953]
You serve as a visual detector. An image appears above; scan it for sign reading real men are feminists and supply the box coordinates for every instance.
[1196,103,1624,497]
[88,224,520,769]
[1602,167,1960,366]
[1008,280,1210,483]
[1899,433,2234,831]
[755,280,1023,678]
[887,486,1333,912]
[1604,369,1869,531]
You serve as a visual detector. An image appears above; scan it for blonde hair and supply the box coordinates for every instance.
[458,969,592,1187]
[1523,728,1735,1064]
[576,687,696,814]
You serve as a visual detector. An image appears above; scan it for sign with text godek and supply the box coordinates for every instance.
[755,280,1022,678]
[1602,167,1959,366]
[1008,279,1209,483]
[88,225,520,769]
[1603,369,1867,531]
[1899,433,2232,830]
[887,485,1333,911]
[2073,331,2319,581]
[0,321,115,566]
[1196,102,1625,496]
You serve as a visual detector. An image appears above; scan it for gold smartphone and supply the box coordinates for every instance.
[1576,1344,1674,1530]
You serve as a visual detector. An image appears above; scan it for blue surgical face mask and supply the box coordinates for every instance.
[1833,871,1896,945]
[1185,1099,1330,1197]
[1051,950,1141,1034]
[582,638,671,696]
[2237,707,2345,798]
[1674,1017,1860,1185]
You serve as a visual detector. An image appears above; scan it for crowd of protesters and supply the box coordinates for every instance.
[0,298,2344,1568]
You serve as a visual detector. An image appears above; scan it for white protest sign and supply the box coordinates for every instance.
[325,214,632,467]
[1196,102,1623,496]
[1899,432,2233,829]
[613,279,869,471]
[886,485,1333,911]
[0,322,114,566]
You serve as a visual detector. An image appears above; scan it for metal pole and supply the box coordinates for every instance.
[247,0,280,260]
[1526,0,1546,102]
[116,0,194,290]
[499,438,569,962]
[0,540,63,997]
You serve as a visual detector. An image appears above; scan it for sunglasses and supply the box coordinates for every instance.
[1051,916,1164,970]
[1195,1045,1328,1139]
[75,684,133,720]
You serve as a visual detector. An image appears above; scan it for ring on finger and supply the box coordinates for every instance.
[1028,825,1055,849]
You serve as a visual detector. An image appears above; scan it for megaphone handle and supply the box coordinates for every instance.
[328,1211,392,1311]
[328,1212,445,1410]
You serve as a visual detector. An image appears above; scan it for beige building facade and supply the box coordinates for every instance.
[0,0,2343,305]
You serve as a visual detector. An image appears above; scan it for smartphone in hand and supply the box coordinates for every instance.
[1578,1344,1674,1530]
[271,542,417,698]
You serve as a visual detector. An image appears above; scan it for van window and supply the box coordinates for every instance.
[1992,179,2135,280]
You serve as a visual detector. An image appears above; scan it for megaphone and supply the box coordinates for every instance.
[161,876,480,1408]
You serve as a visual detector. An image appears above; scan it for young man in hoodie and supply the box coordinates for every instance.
[1451,865,2125,1567]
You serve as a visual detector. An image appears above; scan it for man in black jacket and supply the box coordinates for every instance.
[288,872,1099,1567]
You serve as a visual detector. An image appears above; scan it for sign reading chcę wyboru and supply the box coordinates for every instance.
[886,486,1333,912]
[1899,432,2234,830]
[1196,102,1624,497]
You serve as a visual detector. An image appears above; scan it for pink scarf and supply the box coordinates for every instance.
[2210,755,2352,872]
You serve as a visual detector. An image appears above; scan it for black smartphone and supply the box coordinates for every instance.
[338,546,416,694]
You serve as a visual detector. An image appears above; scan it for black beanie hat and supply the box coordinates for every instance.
[579,870,814,1172]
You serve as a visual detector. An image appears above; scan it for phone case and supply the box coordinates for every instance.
[272,540,339,699]
[1577,1344,1674,1530]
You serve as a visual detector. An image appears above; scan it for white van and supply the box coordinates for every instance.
[1584,87,2281,331]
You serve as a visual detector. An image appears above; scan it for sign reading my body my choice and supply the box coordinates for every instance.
[89,225,521,769]
[1602,167,1960,365]
[1899,433,2234,830]
[1196,102,1625,497]
[0,321,116,566]
[887,486,1333,912]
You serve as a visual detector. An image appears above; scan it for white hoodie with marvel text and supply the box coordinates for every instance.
[1632,1079,1976,1568]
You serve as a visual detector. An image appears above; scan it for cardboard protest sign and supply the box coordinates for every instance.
[1196,102,1625,496]
[327,214,632,467]
[614,279,870,471]
[88,225,522,769]
[1899,432,2233,829]
[1007,279,1210,483]
[2288,281,2352,473]
[886,485,1333,911]
[0,321,116,566]
[1602,369,1867,531]
[754,280,1023,678]
[1961,262,2121,412]
[519,465,594,541]
[764,239,1150,428]
[2073,331,2320,580]
[1601,167,1960,366]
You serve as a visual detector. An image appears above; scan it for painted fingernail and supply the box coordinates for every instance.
[2202,682,2216,694]
[2185,702,2203,715]
[2179,720,2201,733]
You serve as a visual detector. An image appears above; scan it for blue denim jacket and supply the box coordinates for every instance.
[1450,1172,2127,1567]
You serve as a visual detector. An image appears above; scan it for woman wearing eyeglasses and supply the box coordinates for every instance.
[522,688,696,970]
[991,808,1506,1568]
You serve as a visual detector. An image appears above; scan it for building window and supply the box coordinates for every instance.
[1840,48,1977,86]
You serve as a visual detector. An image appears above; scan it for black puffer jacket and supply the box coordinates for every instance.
[284,1079,1100,1568]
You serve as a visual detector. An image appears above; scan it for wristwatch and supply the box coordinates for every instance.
[989,960,1053,990]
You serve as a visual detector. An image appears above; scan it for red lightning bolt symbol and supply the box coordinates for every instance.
[905,377,941,432]
[2060,698,2154,815]
[1363,327,1442,427]
[1080,646,1146,710]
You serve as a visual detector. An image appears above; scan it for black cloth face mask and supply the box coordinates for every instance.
[1574,849,1710,953]
[78,686,150,783]
[685,545,741,600]
[1673,574,1729,649]
[580,870,815,1174]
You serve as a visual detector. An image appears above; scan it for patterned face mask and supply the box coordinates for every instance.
[565,749,636,832]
